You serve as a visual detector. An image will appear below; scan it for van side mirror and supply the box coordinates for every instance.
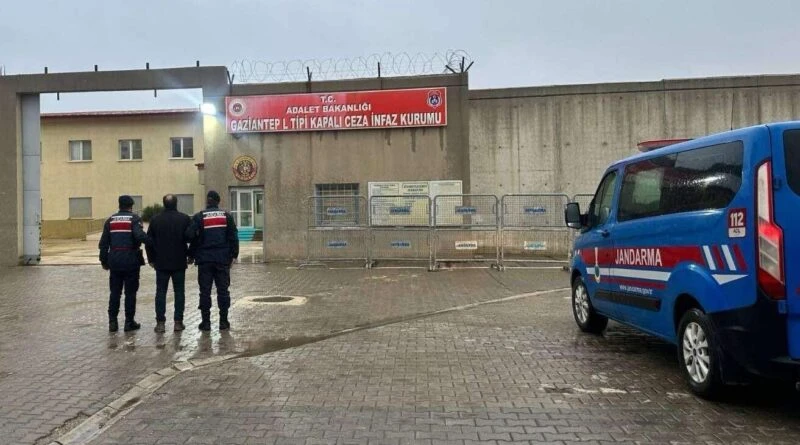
[565,202,583,229]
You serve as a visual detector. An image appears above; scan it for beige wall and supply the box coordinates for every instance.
[40,112,205,222]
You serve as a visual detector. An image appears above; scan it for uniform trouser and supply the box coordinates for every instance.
[155,269,186,322]
[197,263,231,313]
[109,269,140,322]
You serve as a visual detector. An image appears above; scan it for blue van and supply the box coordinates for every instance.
[564,122,800,397]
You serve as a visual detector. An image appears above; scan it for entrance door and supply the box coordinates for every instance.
[229,188,262,228]
[254,191,264,230]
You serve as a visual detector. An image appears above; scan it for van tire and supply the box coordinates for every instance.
[572,276,608,334]
[677,309,724,398]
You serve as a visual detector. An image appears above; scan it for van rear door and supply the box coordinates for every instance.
[770,125,800,359]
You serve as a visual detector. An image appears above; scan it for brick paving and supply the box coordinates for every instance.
[0,264,564,445]
[87,285,800,444]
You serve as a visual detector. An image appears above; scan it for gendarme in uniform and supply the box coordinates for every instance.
[99,195,148,332]
[186,190,239,331]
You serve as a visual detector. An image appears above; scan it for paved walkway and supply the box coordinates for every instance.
[1,263,799,444]
[92,289,800,445]
[0,264,563,445]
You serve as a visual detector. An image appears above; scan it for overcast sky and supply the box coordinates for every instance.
[2,0,799,112]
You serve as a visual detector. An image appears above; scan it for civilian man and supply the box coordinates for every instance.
[145,194,192,333]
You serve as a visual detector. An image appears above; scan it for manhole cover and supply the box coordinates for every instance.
[253,296,294,303]
[240,295,308,306]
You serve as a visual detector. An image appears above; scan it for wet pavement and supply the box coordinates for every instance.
[90,289,800,445]
[2,262,800,444]
[0,263,564,445]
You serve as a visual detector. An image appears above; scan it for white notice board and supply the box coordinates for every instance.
[368,180,462,226]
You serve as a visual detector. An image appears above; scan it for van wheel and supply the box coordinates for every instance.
[572,276,608,334]
[677,309,723,398]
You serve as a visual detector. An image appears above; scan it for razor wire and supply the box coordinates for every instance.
[229,50,473,83]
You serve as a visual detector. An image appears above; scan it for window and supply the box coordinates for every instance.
[784,130,800,196]
[176,194,194,215]
[69,197,92,219]
[68,140,92,161]
[119,139,143,160]
[130,196,143,214]
[618,156,674,222]
[314,183,361,226]
[170,137,194,159]
[618,141,744,222]
[588,171,617,228]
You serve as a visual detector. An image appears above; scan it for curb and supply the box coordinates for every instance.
[49,354,237,445]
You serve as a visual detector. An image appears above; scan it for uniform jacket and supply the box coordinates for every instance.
[145,209,192,271]
[99,211,148,271]
[186,205,239,265]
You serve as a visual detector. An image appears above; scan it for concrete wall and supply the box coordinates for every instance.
[40,111,205,221]
[469,75,800,198]
[204,74,469,259]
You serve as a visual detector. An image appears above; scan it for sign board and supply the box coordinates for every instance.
[523,241,547,251]
[226,87,447,133]
[455,241,479,250]
[368,180,462,226]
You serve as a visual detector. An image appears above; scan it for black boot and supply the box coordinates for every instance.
[109,319,118,332]
[154,321,166,333]
[124,320,141,332]
[198,311,211,331]
[219,311,230,331]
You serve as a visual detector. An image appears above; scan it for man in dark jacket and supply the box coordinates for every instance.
[145,194,192,333]
[186,190,239,331]
[99,195,148,332]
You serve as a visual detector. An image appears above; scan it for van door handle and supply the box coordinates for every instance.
[599,229,610,238]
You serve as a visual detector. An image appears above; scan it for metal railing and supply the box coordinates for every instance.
[431,195,499,269]
[499,194,571,269]
[299,192,591,270]
[368,195,431,266]
[300,196,369,268]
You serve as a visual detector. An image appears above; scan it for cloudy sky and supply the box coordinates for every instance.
[2,0,798,112]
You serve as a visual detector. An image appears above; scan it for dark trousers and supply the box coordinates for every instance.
[155,269,186,322]
[109,269,140,322]
[198,263,231,313]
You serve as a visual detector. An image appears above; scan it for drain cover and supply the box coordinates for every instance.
[240,295,308,306]
[252,296,294,303]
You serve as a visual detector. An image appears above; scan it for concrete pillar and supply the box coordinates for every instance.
[21,94,40,264]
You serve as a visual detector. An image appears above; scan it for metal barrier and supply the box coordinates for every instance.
[432,195,499,269]
[298,192,591,270]
[300,195,369,268]
[368,195,431,266]
[499,194,571,269]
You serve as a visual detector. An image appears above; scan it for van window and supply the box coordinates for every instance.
[784,130,800,196]
[618,141,743,222]
[587,171,617,228]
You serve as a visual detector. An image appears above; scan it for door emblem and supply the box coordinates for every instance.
[593,247,602,283]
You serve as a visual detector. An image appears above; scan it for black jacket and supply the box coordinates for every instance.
[186,206,239,265]
[145,209,192,271]
[99,211,148,271]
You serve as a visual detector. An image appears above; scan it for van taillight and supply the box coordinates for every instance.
[756,161,785,299]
